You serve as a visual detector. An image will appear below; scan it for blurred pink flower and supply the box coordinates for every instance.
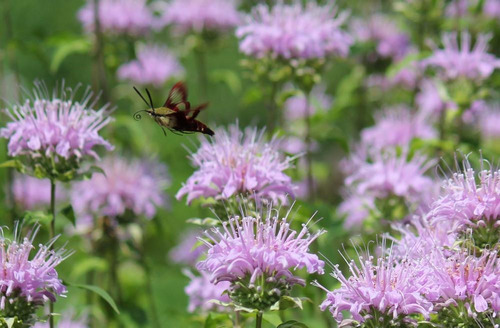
[351,14,412,61]
[284,85,333,120]
[338,193,375,229]
[479,104,500,140]
[484,0,500,18]
[361,106,436,150]
[71,156,169,229]
[78,0,155,36]
[422,32,500,81]
[445,0,470,17]
[237,0,352,59]
[184,269,230,313]
[33,311,87,328]
[176,124,296,204]
[12,175,65,211]
[117,44,184,87]
[157,0,240,34]
[169,229,205,267]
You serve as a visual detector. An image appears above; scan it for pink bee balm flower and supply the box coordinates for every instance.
[351,14,412,61]
[484,0,500,18]
[315,240,435,325]
[33,311,87,328]
[236,0,352,60]
[428,158,500,247]
[117,44,184,88]
[78,0,155,36]
[422,32,500,81]
[0,225,70,324]
[176,125,296,204]
[0,83,113,163]
[169,229,205,267]
[445,0,470,17]
[71,156,169,227]
[338,192,375,229]
[184,269,230,313]
[157,0,240,34]
[416,79,457,117]
[12,175,65,211]
[479,105,500,140]
[361,106,436,150]
[197,208,325,310]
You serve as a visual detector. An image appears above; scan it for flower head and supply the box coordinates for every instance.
[117,44,184,87]
[176,124,296,205]
[0,83,113,179]
[351,14,412,61]
[236,0,352,60]
[484,0,500,18]
[360,106,436,151]
[157,0,240,34]
[316,240,435,325]
[169,229,205,267]
[416,79,456,117]
[184,269,230,313]
[197,207,324,310]
[422,32,500,81]
[428,159,500,248]
[71,156,169,228]
[479,104,500,140]
[0,225,70,324]
[78,0,155,36]
[445,0,470,18]
[12,175,65,211]
[338,192,375,229]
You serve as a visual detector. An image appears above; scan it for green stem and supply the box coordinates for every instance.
[195,48,208,101]
[267,82,278,138]
[49,179,56,328]
[255,312,263,328]
[234,311,242,328]
[140,232,161,328]
[304,90,314,201]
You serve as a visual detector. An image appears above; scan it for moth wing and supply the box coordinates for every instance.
[164,82,188,110]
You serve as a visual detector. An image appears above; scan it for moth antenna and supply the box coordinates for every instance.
[133,87,150,107]
[145,88,155,113]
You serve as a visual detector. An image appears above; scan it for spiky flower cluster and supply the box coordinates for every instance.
[428,160,500,248]
[176,125,296,205]
[157,0,240,34]
[184,270,231,313]
[422,32,500,81]
[0,226,70,325]
[78,0,155,36]
[316,241,436,326]
[117,44,184,87]
[360,106,436,151]
[71,156,169,229]
[0,84,113,180]
[197,208,325,310]
[236,0,352,60]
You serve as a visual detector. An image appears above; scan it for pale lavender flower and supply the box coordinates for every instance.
[345,150,435,204]
[169,229,205,267]
[351,14,412,61]
[197,209,325,288]
[0,84,113,163]
[176,125,296,204]
[237,0,352,60]
[184,269,230,313]
[78,0,155,36]
[416,79,457,117]
[315,240,436,325]
[0,225,70,322]
[284,85,333,120]
[422,32,500,81]
[431,249,500,315]
[445,0,471,17]
[484,0,500,18]
[33,311,87,328]
[117,44,184,88]
[157,0,240,34]
[361,106,436,151]
[338,193,375,229]
[12,175,65,211]
[71,156,169,229]
[479,105,500,140]
[428,159,500,237]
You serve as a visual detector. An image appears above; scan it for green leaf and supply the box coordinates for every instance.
[60,205,76,227]
[70,256,108,278]
[262,313,281,326]
[186,217,220,227]
[68,283,120,314]
[277,320,309,328]
[50,38,91,73]
[4,318,16,328]
[0,160,23,171]
[22,211,52,229]
[271,296,310,311]
[210,69,242,94]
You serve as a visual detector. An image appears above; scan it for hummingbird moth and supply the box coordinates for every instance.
[133,82,214,136]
